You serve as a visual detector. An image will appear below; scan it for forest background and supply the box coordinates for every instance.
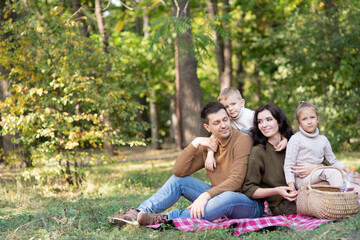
[0,0,359,182]
[0,0,360,239]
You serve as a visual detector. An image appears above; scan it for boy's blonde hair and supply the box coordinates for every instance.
[218,87,243,101]
[295,101,319,122]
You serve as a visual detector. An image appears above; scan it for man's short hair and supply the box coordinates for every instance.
[201,101,227,124]
[218,87,243,101]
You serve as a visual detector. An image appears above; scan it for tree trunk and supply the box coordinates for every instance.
[149,94,161,149]
[143,13,161,149]
[133,11,151,141]
[169,96,177,144]
[71,0,89,37]
[95,0,109,53]
[221,0,232,89]
[135,96,151,139]
[206,0,232,90]
[205,0,224,85]
[95,0,113,155]
[173,0,207,148]
[102,114,114,156]
[0,0,22,164]
[235,13,245,94]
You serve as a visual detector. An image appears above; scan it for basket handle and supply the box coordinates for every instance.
[307,166,344,190]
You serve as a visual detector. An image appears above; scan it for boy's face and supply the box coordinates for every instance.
[220,95,245,119]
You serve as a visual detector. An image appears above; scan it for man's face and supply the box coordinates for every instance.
[204,109,232,141]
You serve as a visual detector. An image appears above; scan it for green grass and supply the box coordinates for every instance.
[1,153,360,239]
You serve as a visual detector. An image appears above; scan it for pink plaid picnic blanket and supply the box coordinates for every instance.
[146,213,332,235]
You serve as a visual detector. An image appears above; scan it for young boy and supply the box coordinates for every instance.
[205,88,287,171]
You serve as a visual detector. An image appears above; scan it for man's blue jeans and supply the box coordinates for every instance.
[138,175,264,221]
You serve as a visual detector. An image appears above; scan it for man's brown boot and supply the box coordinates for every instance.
[137,212,168,226]
[108,208,139,227]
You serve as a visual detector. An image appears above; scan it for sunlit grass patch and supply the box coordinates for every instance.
[0,152,359,239]
[336,151,360,170]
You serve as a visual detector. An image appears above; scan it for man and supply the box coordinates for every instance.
[109,101,263,227]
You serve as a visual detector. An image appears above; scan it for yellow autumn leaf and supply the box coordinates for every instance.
[114,19,125,33]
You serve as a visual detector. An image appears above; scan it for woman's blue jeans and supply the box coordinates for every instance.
[138,175,264,221]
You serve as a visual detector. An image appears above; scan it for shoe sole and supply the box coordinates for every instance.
[109,216,139,227]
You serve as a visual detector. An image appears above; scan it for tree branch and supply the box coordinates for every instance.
[119,0,135,11]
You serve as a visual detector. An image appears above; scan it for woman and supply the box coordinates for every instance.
[242,103,325,216]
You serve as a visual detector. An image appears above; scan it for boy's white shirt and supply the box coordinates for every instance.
[230,107,255,131]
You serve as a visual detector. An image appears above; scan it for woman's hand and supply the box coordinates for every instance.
[276,186,297,201]
[292,162,321,178]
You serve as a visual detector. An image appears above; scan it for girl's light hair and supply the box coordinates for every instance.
[295,101,319,122]
[218,87,243,101]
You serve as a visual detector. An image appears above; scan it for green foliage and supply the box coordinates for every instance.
[151,15,215,64]
[112,30,175,140]
[274,0,360,150]
[229,0,359,151]
[0,2,148,169]
[0,0,358,173]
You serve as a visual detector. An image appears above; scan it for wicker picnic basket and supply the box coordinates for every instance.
[296,166,360,220]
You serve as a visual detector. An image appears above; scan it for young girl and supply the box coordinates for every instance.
[284,101,360,198]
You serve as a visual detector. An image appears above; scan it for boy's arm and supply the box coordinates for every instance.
[274,135,288,151]
[205,150,216,171]
[173,137,217,177]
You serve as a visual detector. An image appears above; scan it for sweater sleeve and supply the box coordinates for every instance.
[283,136,299,184]
[323,137,346,169]
[206,134,253,198]
[242,146,264,198]
[172,143,205,177]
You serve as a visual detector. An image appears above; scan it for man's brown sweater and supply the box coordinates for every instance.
[173,130,253,198]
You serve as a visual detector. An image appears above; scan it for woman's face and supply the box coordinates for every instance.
[257,109,280,139]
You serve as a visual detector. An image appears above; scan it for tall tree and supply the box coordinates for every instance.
[0,0,23,165]
[143,11,161,150]
[95,0,114,156]
[206,0,232,89]
[173,0,207,148]
[221,0,232,89]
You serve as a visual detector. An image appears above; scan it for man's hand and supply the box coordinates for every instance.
[186,192,211,219]
[191,137,218,152]
[292,162,321,178]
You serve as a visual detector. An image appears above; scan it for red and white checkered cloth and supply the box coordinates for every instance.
[146,207,332,235]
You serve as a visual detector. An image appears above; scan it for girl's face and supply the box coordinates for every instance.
[298,107,319,134]
[257,109,280,139]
